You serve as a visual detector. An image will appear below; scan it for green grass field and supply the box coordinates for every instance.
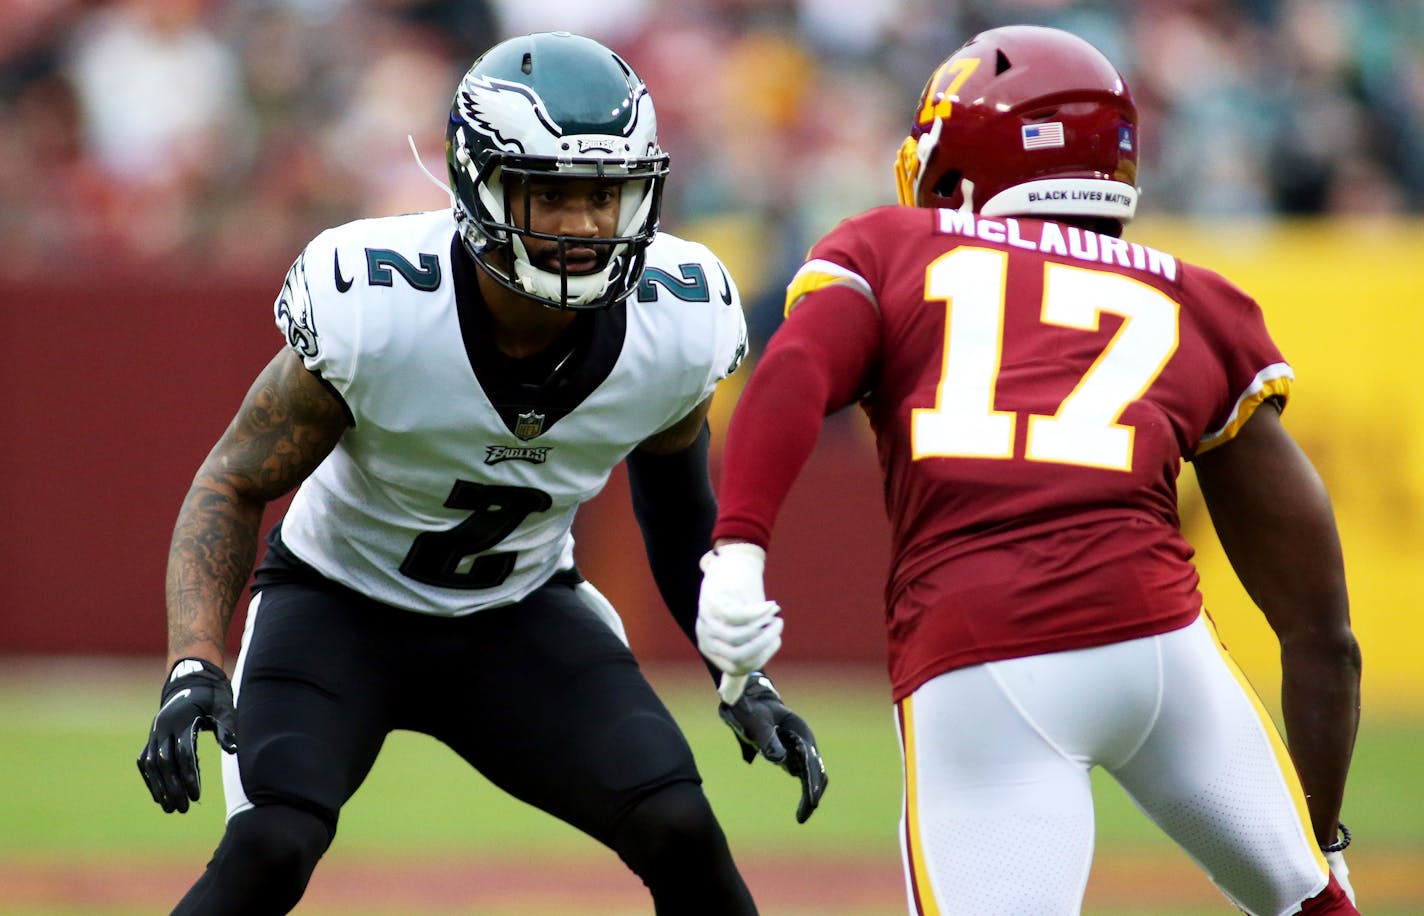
[1,658,1420,914]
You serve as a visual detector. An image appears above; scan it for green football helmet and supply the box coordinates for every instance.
[445,31,669,309]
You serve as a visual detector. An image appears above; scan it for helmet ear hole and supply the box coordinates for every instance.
[933,170,962,199]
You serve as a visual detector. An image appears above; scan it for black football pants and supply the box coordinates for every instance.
[171,569,755,914]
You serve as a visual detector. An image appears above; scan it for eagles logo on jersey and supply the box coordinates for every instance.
[275,252,319,359]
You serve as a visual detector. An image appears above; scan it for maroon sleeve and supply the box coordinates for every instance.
[713,285,881,549]
[1178,263,1292,455]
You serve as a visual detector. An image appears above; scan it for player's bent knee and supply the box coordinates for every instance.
[612,781,754,914]
[227,804,331,871]
[615,781,722,857]
[199,805,333,913]
[593,712,698,793]
[613,780,732,881]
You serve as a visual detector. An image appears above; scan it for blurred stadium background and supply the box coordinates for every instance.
[2,0,1422,912]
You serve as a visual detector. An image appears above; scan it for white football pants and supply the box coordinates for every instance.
[896,614,1330,916]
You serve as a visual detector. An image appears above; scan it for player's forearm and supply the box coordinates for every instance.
[1279,631,1361,847]
[628,426,718,656]
[164,477,266,668]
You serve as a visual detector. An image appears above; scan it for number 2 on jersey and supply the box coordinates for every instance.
[400,481,552,589]
[911,247,1178,471]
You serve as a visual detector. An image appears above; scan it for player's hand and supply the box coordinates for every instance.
[1325,850,1355,905]
[136,658,238,813]
[697,543,783,679]
[719,672,828,824]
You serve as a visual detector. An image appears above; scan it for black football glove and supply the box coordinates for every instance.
[136,658,238,813]
[718,671,828,823]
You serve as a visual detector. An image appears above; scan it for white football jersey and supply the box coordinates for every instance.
[272,209,748,616]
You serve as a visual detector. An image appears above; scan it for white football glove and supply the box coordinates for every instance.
[1325,850,1355,906]
[697,543,783,702]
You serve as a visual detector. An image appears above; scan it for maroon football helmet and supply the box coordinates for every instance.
[894,25,1139,225]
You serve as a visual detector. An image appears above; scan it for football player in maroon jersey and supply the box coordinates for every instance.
[696,24,1361,916]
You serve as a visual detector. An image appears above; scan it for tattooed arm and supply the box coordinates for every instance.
[165,349,349,668]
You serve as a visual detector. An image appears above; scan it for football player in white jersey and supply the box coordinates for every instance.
[136,31,826,915]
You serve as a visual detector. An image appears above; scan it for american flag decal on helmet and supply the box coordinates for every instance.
[1022,122,1065,150]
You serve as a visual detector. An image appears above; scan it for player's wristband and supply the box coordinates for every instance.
[1321,822,1351,853]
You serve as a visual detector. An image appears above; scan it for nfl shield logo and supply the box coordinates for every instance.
[514,410,546,440]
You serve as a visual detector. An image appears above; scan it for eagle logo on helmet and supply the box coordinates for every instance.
[456,76,563,153]
[442,32,670,310]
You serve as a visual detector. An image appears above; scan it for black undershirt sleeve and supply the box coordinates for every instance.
[625,422,722,685]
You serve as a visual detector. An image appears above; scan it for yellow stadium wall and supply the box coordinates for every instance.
[1128,219,1424,713]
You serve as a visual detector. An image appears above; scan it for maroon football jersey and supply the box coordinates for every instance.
[721,206,1290,700]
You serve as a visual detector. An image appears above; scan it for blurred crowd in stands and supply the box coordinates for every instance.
[3,0,1421,339]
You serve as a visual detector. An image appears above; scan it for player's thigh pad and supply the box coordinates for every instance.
[899,624,1223,915]
[898,664,1098,914]
[424,579,701,844]
[1108,615,1328,916]
[222,583,395,825]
